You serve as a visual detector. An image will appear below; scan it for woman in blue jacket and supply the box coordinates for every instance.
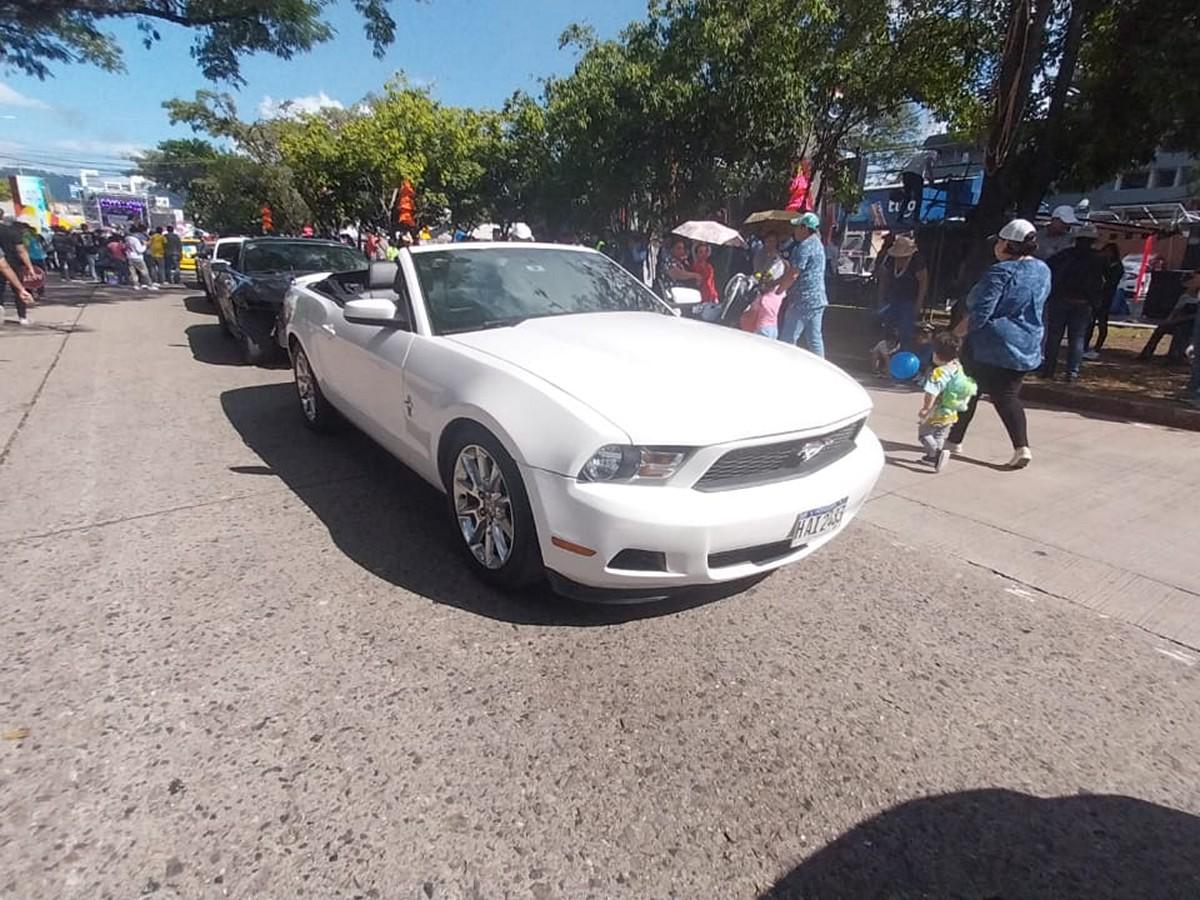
[949,218,1051,469]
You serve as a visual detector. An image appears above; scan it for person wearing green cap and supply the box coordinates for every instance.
[778,212,828,356]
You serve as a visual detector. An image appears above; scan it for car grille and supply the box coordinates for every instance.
[694,420,864,492]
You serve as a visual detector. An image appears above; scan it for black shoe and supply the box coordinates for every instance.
[1064,373,1079,383]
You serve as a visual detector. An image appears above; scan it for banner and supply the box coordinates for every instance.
[9,175,52,232]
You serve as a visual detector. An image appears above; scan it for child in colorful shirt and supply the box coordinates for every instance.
[918,331,976,471]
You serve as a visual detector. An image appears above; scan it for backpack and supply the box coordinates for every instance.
[940,368,978,413]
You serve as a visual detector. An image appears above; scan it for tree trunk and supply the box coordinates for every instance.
[964,0,1055,281]
[1029,0,1090,203]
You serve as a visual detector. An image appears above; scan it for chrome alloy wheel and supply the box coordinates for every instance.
[453,444,514,569]
[294,349,317,422]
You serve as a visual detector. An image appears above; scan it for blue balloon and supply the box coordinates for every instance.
[889,351,921,381]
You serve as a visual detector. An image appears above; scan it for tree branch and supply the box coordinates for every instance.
[8,0,258,28]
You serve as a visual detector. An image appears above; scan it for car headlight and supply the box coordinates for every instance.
[579,445,689,483]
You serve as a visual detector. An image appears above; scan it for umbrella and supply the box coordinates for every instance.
[742,209,795,228]
[671,220,747,248]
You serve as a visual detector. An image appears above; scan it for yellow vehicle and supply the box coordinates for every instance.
[180,237,203,284]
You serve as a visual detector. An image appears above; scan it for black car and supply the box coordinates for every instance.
[211,237,366,364]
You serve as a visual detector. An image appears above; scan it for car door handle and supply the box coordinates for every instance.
[321,323,336,335]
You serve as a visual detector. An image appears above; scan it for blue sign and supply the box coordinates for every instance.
[848,174,983,227]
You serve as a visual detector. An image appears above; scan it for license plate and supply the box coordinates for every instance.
[790,498,848,546]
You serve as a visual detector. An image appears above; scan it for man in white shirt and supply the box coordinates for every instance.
[1035,206,1078,261]
[124,226,157,290]
[898,149,938,223]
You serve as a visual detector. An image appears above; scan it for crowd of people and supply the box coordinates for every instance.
[0,219,195,325]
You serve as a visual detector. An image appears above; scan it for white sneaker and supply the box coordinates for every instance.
[944,441,963,456]
[17,316,30,326]
[148,284,160,291]
[934,449,950,472]
[1082,349,1100,360]
[1007,446,1033,469]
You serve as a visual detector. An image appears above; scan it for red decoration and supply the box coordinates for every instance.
[396,181,416,226]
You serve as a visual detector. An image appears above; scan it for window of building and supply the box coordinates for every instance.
[1151,168,1178,188]
[1120,170,1150,190]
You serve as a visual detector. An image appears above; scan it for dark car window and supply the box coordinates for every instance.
[215,242,240,263]
[241,241,365,275]
[411,247,670,335]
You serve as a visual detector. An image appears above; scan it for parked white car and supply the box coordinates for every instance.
[283,243,883,600]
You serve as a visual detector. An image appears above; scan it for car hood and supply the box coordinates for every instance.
[445,312,872,446]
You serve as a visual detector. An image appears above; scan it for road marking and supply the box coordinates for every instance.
[1155,647,1197,667]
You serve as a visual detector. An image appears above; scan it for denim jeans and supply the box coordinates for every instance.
[779,305,826,357]
[756,325,778,339]
[1042,301,1091,378]
[164,254,180,284]
[918,422,951,458]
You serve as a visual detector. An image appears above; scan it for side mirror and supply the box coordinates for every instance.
[210,259,230,271]
[344,297,406,328]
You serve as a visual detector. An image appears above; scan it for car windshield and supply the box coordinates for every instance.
[411,247,670,335]
[241,241,365,275]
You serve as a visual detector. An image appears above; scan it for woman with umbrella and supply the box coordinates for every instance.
[668,221,747,315]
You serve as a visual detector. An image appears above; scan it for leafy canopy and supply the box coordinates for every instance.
[0,0,399,83]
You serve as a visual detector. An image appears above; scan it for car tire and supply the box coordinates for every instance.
[214,296,230,330]
[292,344,340,432]
[445,424,543,590]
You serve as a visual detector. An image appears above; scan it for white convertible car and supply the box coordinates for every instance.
[283,243,883,600]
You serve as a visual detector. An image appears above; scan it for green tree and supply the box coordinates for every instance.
[164,78,494,231]
[142,149,309,235]
[529,2,972,234]
[478,92,551,232]
[274,79,493,228]
[128,138,220,195]
[1,0,400,83]
[918,0,1199,266]
[131,131,311,234]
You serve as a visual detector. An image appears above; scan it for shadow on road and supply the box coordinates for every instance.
[185,322,244,366]
[220,381,752,626]
[758,789,1200,900]
[183,294,215,315]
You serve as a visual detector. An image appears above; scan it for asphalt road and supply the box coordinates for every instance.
[1,287,1198,900]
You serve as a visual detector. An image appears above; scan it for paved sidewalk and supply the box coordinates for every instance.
[862,379,1200,649]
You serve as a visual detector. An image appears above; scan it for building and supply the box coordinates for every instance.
[77,169,185,230]
[1045,150,1200,270]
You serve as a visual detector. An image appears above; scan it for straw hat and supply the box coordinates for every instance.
[888,235,918,258]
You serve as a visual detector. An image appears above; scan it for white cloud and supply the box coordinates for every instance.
[257,91,344,119]
[49,138,147,159]
[0,83,50,110]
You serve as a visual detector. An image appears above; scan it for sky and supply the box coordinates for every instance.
[0,0,646,175]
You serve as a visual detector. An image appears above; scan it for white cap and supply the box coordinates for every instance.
[1051,205,1079,224]
[996,218,1037,243]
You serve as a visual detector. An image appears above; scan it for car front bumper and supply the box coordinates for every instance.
[525,426,884,595]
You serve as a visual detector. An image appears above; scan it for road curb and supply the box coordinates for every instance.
[1019,382,1200,432]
